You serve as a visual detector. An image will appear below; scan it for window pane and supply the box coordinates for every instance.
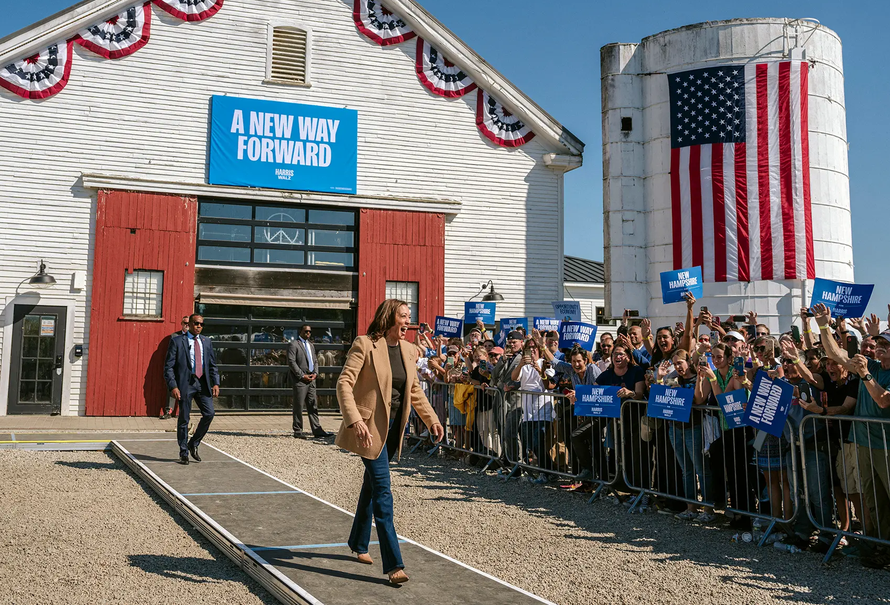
[23,316,39,336]
[19,381,35,402]
[315,348,347,367]
[202,325,248,343]
[250,371,290,389]
[250,348,287,366]
[38,337,55,358]
[35,381,52,403]
[219,372,247,389]
[216,347,248,365]
[251,326,288,343]
[199,223,251,243]
[248,394,292,410]
[311,327,352,344]
[198,246,251,263]
[36,360,53,381]
[314,371,341,389]
[123,270,164,316]
[251,307,304,321]
[308,229,354,247]
[302,309,351,322]
[253,249,304,265]
[254,226,304,246]
[196,304,249,319]
[308,251,353,268]
[215,394,247,410]
[308,209,355,226]
[21,359,37,380]
[385,281,418,323]
[256,207,305,223]
[200,202,252,220]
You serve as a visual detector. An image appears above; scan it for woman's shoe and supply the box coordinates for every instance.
[388,569,409,584]
[353,551,373,565]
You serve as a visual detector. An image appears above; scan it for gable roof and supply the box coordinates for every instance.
[564,255,604,284]
[0,0,584,157]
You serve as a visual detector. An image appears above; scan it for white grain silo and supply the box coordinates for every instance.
[601,19,850,332]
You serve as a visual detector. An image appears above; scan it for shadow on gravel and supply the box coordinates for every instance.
[395,449,890,604]
[128,554,254,584]
[55,460,118,470]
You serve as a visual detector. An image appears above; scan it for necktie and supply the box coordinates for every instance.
[194,337,203,379]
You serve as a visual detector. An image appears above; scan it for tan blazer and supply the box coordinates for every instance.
[335,335,438,460]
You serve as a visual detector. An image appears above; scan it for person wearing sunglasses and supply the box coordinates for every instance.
[288,325,331,439]
[163,314,220,465]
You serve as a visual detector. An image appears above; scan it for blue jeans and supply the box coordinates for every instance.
[348,418,403,574]
[668,423,711,503]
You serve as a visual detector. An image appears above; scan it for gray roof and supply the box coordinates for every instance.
[564,255,604,284]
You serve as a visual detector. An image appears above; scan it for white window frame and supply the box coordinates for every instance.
[264,21,313,88]
[123,270,164,318]
[385,281,419,323]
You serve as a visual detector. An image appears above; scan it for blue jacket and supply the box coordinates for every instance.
[164,333,220,392]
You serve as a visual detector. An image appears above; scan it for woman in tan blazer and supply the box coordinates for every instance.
[336,299,444,584]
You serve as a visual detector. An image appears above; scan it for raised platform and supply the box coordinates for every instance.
[3,432,553,605]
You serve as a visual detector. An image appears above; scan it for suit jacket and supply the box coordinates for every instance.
[335,335,438,460]
[164,333,220,393]
[287,338,317,383]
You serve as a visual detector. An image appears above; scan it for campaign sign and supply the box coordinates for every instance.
[558,322,597,351]
[434,316,463,338]
[660,266,704,304]
[209,95,358,194]
[742,370,794,438]
[810,278,874,319]
[497,318,529,346]
[534,317,561,333]
[464,302,496,325]
[717,389,749,429]
[647,384,694,422]
[551,301,582,321]
[574,385,621,418]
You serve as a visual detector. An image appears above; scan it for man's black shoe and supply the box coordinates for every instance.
[177,455,189,465]
[189,444,202,462]
[294,432,308,439]
[862,554,890,569]
[312,430,333,438]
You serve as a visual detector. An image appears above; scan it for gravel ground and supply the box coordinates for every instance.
[208,429,890,605]
[0,450,276,605]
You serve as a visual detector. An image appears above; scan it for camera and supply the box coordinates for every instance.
[731,315,747,323]
[626,309,640,317]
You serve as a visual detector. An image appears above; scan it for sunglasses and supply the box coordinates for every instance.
[753,346,766,353]
[192,322,204,326]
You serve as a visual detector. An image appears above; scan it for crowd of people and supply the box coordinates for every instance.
[406,298,890,570]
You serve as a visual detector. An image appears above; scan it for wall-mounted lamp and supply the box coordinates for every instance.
[470,279,504,302]
[29,260,56,286]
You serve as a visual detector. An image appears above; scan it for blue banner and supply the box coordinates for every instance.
[574,385,621,418]
[533,317,561,333]
[209,95,358,194]
[716,389,749,429]
[434,316,463,338]
[464,302,496,325]
[660,266,704,304]
[496,318,528,346]
[809,278,874,319]
[551,301,582,322]
[742,371,794,437]
[647,384,694,422]
[558,321,597,351]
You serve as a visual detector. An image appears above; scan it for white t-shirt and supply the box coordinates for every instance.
[518,359,553,422]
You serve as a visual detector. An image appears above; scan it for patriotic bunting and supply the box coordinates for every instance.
[353,0,415,46]
[415,37,476,98]
[0,40,74,100]
[475,90,535,148]
[152,0,224,22]
[74,2,152,59]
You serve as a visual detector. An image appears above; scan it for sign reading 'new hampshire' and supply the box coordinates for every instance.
[209,95,358,194]
[810,278,874,319]
[574,385,621,418]
[660,266,703,304]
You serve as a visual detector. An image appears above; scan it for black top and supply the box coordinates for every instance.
[819,371,860,441]
[596,365,645,391]
[389,344,407,420]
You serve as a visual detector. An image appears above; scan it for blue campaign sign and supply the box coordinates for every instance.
[574,385,621,418]
[660,266,704,304]
[810,278,874,319]
[209,95,358,194]
[551,301,582,321]
[464,302,496,325]
[716,389,749,429]
[434,316,463,338]
[647,384,694,422]
[533,317,561,333]
[742,370,794,437]
[496,318,528,346]
[558,322,597,351]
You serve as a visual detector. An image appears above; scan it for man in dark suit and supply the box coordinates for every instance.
[287,324,331,438]
[164,314,220,464]
[161,315,190,420]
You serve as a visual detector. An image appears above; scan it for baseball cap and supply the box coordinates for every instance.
[876,332,890,345]
[446,345,460,353]
[507,330,524,341]
[723,330,745,342]
[490,346,505,355]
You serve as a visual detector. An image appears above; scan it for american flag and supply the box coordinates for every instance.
[668,61,814,282]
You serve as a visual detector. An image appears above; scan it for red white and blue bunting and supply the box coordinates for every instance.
[475,89,535,148]
[152,0,224,22]
[0,40,74,100]
[415,37,475,98]
[353,0,415,46]
[74,2,152,59]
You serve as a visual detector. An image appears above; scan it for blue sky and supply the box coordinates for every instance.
[2,0,887,317]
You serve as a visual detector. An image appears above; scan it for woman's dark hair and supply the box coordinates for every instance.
[569,344,587,361]
[651,327,677,364]
[367,299,409,342]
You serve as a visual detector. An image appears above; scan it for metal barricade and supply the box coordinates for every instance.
[620,400,800,544]
[799,414,890,564]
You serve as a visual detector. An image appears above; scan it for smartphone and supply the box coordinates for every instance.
[701,306,709,313]
[698,357,708,368]
[617,325,629,337]
[837,315,845,322]
[446,356,455,366]
[627,310,640,317]
[733,356,745,375]
[804,309,815,318]
[731,315,747,323]
[419,322,429,333]
[790,325,801,342]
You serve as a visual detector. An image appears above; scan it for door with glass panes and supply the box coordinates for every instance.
[7,305,67,414]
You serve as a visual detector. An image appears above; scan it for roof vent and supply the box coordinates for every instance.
[266,25,310,86]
